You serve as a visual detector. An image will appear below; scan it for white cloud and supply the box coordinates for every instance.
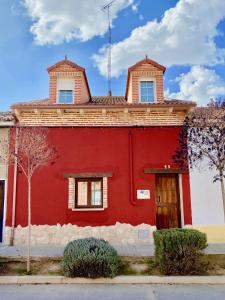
[168,66,225,106]
[23,0,134,45]
[131,3,138,12]
[93,0,225,78]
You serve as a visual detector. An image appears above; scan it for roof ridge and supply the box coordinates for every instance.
[47,59,85,73]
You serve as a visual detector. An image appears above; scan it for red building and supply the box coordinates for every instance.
[4,57,195,246]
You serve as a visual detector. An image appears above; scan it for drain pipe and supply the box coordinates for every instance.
[10,127,19,246]
[129,129,135,206]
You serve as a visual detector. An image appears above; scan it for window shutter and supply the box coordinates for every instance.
[68,178,75,209]
[103,177,108,208]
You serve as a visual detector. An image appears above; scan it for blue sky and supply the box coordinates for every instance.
[0,0,225,111]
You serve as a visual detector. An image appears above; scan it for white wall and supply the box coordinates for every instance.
[0,128,9,179]
[190,167,224,225]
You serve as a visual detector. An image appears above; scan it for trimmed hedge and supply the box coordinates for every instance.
[62,238,119,278]
[153,228,208,275]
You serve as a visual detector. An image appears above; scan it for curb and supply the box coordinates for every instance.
[0,275,225,285]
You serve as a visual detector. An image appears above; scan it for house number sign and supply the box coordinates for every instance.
[137,189,150,200]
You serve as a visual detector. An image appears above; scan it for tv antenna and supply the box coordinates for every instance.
[102,0,116,96]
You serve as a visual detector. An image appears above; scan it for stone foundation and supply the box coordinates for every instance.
[4,223,156,246]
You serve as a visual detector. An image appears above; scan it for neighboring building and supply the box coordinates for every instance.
[0,112,14,242]
[189,165,225,243]
[3,57,197,246]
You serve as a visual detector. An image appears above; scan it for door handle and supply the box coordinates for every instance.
[158,196,160,203]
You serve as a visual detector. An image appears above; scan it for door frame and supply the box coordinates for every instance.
[0,179,7,243]
[154,173,183,229]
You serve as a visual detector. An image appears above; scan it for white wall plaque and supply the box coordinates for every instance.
[137,189,150,200]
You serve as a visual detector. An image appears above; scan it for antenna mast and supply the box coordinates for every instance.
[102,0,116,96]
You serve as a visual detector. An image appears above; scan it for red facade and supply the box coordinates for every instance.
[6,127,192,227]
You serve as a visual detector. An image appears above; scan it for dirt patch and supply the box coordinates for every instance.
[206,254,225,275]
[0,257,63,276]
[118,257,161,275]
[0,255,224,276]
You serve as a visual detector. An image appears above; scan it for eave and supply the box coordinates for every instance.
[12,103,195,117]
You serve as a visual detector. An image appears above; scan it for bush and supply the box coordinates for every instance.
[153,228,208,275]
[62,237,119,278]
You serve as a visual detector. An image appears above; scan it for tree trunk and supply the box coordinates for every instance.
[220,175,225,223]
[27,178,31,273]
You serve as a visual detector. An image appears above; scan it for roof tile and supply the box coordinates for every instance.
[11,97,195,108]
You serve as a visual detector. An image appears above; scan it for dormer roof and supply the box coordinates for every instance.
[47,58,91,100]
[125,57,166,100]
[128,57,166,73]
[47,58,85,73]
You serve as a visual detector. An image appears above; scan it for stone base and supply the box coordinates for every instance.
[4,223,156,246]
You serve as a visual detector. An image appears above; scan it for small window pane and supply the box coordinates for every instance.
[59,90,73,104]
[91,181,102,206]
[77,181,88,206]
[140,81,154,103]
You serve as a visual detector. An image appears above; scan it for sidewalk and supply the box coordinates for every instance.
[1,243,225,258]
[1,275,225,285]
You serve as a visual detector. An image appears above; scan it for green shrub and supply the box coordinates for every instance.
[153,228,208,275]
[62,238,119,278]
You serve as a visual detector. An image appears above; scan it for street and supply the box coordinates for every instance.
[0,284,225,300]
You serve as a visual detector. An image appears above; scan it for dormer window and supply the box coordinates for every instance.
[140,80,155,103]
[59,90,73,104]
[57,78,74,104]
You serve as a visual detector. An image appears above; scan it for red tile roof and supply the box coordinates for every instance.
[11,97,196,109]
[128,57,166,73]
[47,58,85,73]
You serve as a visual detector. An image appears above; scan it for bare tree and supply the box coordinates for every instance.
[173,100,225,220]
[0,127,57,273]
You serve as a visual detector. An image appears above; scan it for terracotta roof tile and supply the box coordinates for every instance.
[11,97,195,108]
[47,59,85,73]
[90,96,126,105]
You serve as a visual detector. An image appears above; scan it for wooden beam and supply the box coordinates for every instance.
[144,168,188,174]
[64,172,113,178]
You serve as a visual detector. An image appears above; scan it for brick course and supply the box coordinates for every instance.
[16,109,187,127]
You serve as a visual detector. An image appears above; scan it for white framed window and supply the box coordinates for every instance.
[139,80,155,103]
[67,176,109,211]
[58,90,73,104]
[57,78,74,104]
[76,178,103,209]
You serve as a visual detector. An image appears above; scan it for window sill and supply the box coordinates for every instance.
[71,208,105,212]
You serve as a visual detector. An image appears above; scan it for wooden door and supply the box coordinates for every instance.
[0,181,4,242]
[155,175,181,229]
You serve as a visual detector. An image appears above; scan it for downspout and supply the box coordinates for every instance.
[10,127,19,246]
[129,129,135,206]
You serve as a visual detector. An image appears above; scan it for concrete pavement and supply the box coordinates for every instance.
[0,284,225,300]
[1,243,225,257]
[1,275,225,285]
